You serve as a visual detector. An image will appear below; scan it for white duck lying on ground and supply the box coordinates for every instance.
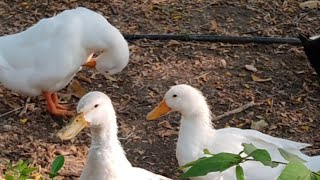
[147,84,320,180]
[57,91,171,180]
[0,7,129,116]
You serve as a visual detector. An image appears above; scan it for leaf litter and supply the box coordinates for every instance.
[0,0,320,179]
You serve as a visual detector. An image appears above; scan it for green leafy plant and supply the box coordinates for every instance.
[3,155,65,180]
[4,159,37,180]
[179,143,320,180]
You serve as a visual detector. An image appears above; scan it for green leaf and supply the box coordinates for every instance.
[250,149,278,168]
[236,165,244,180]
[16,160,28,172]
[5,175,14,180]
[179,157,208,170]
[242,143,257,155]
[203,148,212,155]
[180,153,242,178]
[277,162,313,180]
[21,167,37,175]
[310,174,320,180]
[18,174,28,180]
[50,155,65,178]
[278,148,307,163]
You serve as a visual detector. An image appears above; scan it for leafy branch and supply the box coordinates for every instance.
[179,143,320,180]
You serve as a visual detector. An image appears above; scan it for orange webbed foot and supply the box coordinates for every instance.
[43,92,75,117]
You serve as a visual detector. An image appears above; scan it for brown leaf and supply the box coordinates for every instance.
[299,1,320,9]
[78,73,92,83]
[151,0,168,5]
[158,120,173,129]
[67,80,87,98]
[167,40,181,46]
[251,74,272,82]
[251,120,268,131]
[220,59,227,67]
[300,125,310,132]
[158,129,177,137]
[103,74,118,82]
[4,99,20,109]
[209,20,218,31]
[244,64,258,72]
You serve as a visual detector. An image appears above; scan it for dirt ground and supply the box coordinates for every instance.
[1,0,320,179]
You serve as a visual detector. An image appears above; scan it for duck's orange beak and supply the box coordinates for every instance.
[83,53,96,68]
[83,59,96,68]
[147,99,172,120]
[57,113,89,140]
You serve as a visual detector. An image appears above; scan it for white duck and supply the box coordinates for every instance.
[57,91,171,180]
[0,7,129,116]
[147,84,320,180]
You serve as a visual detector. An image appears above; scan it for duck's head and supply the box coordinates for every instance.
[147,84,210,120]
[57,91,116,140]
[95,39,129,76]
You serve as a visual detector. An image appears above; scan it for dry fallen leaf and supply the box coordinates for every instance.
[78,73,92,83]
[220,59,227,67]
[251,74,272,82]
[20,118,28,124]
[299,0,320,9]
[103,74,118,82]
[158,120,173,129]
[300,125,310,132]
[151,0,168,5]
[209,20,218,31]
[67,80,87,98]
[167,40,181,46]
[251,119,269,131]
[158,129,177,137]
[244,64,258,72]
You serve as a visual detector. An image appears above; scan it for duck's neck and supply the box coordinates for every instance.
[81,121,131,179]
[176,105,215,166]
[85,25,125,52]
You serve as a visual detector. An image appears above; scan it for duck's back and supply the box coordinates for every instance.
[0,7,114,95]
[0,7,111,68]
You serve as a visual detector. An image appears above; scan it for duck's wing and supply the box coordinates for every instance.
[217,128,311,161]
[132,167,172,180]
[238,128,310,150]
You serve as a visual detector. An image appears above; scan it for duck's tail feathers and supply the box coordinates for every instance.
[306,156,320,172]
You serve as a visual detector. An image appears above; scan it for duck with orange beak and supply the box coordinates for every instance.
[0,7,129,117]
[57,91,171,180]
[147,84,320,180]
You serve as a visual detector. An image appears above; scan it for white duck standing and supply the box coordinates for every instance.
[57,91,171,180]
[147,84,320,180]
[0,7,129,116]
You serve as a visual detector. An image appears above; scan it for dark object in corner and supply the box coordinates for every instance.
[298,33,320,77]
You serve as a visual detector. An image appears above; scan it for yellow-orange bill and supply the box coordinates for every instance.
[83,58,96,68]
[57,113,88,140]
[146,99,172,120]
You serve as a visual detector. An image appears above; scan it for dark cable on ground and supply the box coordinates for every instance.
[124,34,302,45]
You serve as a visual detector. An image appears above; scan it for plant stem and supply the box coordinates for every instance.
[244,159,287,165]
[312,172,320,177]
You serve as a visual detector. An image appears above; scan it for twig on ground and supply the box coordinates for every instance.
[0,107,24,118]
[119,132,133,140]
[212,101,256,121]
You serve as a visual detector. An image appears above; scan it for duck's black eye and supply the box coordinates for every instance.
[173,94,177,98]
[94,104,99,108]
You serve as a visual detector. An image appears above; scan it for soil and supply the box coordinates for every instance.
[1,0,320,179]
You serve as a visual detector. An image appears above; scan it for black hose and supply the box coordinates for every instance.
[123,34,302,45]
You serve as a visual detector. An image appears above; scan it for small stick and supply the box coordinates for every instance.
[119,132,133,140]
[0,107,23,118]
[212,101,256,121]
